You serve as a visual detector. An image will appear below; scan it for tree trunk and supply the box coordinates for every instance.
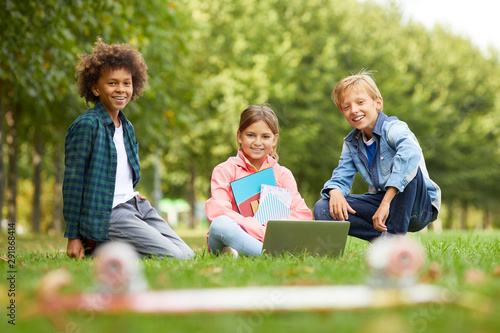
[52,144,63,233]
[484,207,492,231]
[188,163,196,229]
[6,104,20,225]
[443,200,453,229]
[0,80,5,228]
[475,208,483,230]
[153,149,162,210]
[32,130,43,233]
[460,203,467,230]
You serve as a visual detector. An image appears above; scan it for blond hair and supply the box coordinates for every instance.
[331,69,382,112]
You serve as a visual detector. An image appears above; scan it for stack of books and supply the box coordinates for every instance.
[230,168,292,224]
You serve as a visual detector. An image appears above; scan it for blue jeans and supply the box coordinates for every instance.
[208,216,263,256]
[108,196,194,260]
[314,168,436,242]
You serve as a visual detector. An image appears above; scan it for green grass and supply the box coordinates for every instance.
[1,230,499,333]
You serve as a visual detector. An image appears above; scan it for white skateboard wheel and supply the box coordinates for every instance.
[367,237,425,278]
[386,240,424,277]
[94,242,142,294]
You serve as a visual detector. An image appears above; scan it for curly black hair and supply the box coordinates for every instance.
[75,37,148,105]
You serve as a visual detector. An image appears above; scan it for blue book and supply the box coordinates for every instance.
[230,168,276,217]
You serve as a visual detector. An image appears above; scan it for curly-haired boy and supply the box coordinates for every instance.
[63,38,194,259]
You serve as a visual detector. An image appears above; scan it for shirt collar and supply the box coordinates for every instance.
[95,102,128,127]
[371,111,388,138]
[236,149,272,172]
[344,111,388,143]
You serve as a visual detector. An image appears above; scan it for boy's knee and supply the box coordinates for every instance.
[158,247,188,261]
[182,247,195,260]
[142,240,194,260]
[313,199,330,220]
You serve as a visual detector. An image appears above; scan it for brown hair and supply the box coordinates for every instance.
[238,104,280,160]
[75,37,149,105]
[331,69,382,112]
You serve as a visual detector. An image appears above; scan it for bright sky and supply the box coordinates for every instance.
[368,0,500,54]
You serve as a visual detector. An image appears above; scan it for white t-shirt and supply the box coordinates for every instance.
[112,122,138,208]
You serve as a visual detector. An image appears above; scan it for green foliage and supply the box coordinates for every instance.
[2,0,500,228]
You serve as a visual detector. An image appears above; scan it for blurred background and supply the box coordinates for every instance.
[1,0,500,235]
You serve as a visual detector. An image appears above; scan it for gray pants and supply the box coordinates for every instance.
[108,196,194,260]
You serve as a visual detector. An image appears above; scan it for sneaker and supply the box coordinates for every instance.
[221,246,239,258]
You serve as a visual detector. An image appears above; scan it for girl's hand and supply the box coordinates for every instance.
[137,193,147,200]
[328,189,356,221]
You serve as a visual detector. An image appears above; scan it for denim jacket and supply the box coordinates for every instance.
[321,112,441,213]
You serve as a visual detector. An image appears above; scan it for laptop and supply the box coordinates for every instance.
[261,220,350,257]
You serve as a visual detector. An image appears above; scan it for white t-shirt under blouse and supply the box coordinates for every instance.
[112,122,138,208]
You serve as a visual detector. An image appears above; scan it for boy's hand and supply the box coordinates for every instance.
[137,193,147,200]
[372,187,398,232]
[67,238,85,259]
[372,203,389,232]
[328,189,356,221]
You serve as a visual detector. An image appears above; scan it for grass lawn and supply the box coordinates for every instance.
[1,229,499,333]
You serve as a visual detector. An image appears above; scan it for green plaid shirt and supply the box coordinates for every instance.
[63,102,141,241]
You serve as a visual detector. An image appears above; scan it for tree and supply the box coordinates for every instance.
[2,0,500,232]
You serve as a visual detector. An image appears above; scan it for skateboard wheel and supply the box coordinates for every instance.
[367,237,425,278]
[94,242,141,293]
[386,240,424,277]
